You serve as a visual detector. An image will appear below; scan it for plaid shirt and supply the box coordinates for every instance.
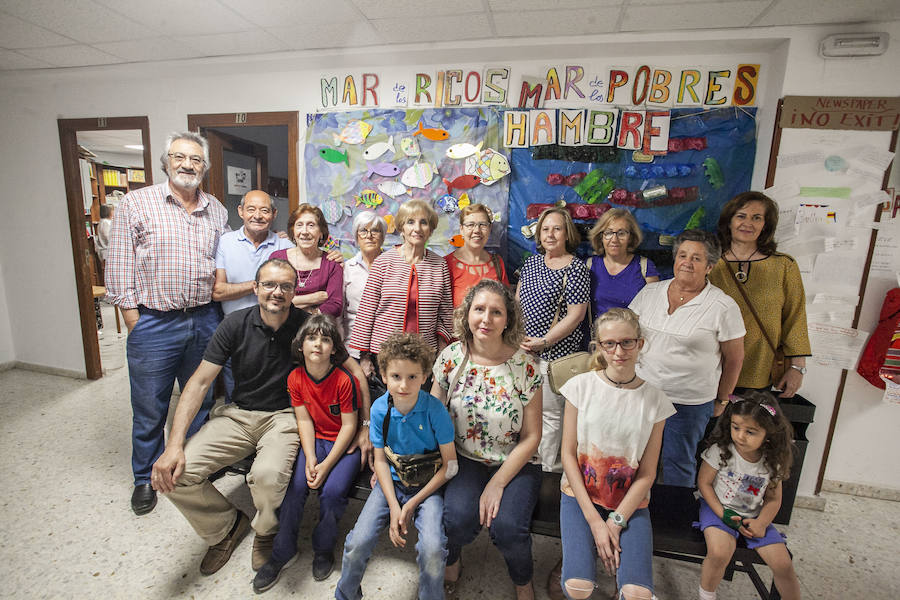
[105,181,228,311]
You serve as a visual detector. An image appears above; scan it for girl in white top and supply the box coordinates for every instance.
[558,308,675,600]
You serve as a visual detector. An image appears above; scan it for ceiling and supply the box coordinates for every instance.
[1,0,897,71]
[77,129,143,154]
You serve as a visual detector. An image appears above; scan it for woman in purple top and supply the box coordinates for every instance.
[586,208,659,319]
[270,204,343,318]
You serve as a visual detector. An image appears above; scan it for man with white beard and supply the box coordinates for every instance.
[106,131,228,516]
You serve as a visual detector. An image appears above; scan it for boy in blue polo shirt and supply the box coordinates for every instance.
[335,333,457,600]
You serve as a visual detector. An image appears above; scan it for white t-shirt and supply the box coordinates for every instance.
[559,371,675,510]
[701,443,772,518]
[629,280,745,405]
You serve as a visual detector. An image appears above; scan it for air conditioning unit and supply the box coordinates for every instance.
[820,32,888,57]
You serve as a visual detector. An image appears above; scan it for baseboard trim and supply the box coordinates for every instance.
[0,361,14,372]
[793,494,827,511]
[822,479,900,502]
[13,361,85,379]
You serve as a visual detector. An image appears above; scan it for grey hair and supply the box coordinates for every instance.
[672,229,721,265]
[351,210,387,239]
[160,131,210,175]
[239,190,274,210]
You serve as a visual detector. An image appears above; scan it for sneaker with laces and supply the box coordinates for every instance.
[252,533,275,571]
[252,554,297,594]
[199,512,251,575]
[312,551,334,581]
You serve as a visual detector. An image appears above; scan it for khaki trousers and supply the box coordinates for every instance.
[165,404,300,545]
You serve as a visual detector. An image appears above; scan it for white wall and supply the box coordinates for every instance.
[0,261,13,365]
[0,21,898,495]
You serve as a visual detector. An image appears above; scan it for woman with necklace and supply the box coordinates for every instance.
[709,192,811,399]
[628,230,745,488]
[433,279,543,600]
[517,207,589,474]
[445,204,509,307]
[585,208,659,320]
[348,199,454,382]
[269,204,343,318]
[556,308,674,600]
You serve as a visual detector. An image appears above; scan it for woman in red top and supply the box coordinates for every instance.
[445,203,510,307]
[254,314,360,592]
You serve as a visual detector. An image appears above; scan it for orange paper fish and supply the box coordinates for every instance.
[449,234,464,247]
[412,120,449,141]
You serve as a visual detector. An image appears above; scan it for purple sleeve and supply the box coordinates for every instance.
[319,258,344,317]
[268,248,288,261]
[645,257,660,279]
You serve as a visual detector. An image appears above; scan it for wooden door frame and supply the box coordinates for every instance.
[204,128,269,205]
[57,116,153,379]
[187,111,299,213]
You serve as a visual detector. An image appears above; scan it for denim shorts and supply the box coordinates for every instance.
[697,499,786,550]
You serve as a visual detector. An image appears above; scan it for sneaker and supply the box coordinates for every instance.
[312,551,334,581]
[199,512,251,575]
[252,555,297,594]
[252,533,275,571]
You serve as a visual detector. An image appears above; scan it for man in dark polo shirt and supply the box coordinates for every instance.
[151,258,369,576]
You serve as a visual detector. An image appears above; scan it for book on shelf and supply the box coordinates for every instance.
[102,169,128,187]
[127,169,145,183]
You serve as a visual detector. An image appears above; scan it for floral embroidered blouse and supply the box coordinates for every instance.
[433,341,542,466]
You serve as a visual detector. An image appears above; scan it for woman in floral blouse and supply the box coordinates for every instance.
[431,279,543,600]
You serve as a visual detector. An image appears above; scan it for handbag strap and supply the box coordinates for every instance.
[727,261,777,353]
[382,395,395,447]
[550,270,569,330]
[446,345,471,406]
[489,252,503,282]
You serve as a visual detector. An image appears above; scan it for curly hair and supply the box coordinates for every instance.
[588,208,643,255]
[453,279,524,348]
[717,191,779,255]
[288,203,329,246]
[703,390,795,487]
[290,314,349,368]
[588,308,643,371]
[535,207,580,255]
[376,333,436,376]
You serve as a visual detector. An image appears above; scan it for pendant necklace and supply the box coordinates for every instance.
[731,248,757,283]
[296,269,312,289]
[605,369,637,388]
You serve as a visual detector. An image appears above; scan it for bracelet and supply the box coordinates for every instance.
[721,508,743,530]
[361,419,370,427]
[542,337,549,348]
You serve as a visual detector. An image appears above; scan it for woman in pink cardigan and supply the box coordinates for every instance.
[348,199,454,384]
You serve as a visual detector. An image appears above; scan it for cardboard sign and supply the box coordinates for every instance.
[780,96,900,131]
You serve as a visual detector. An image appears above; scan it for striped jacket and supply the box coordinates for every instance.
[348,246,453,354]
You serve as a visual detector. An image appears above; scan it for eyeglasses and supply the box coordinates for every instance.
[357,228,383,238]
[168,152,205,167]
[602,229,630,240]
[597,338,639,351]
[242,206,272,216]
[462,222,491,231]
[258,281,294,293]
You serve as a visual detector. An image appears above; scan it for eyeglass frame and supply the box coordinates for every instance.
[461,222,492,231]
[357,227,384,238]
[596,338,640,351]
[257,281,295,294]
[602,229,631,240]
[167,152,206,167]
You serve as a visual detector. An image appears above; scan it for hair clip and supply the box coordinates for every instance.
[760,403,776,417]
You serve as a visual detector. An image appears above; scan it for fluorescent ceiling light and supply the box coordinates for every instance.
[124,144,144,150]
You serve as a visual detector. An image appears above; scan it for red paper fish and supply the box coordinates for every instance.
[566,172,587,186]
[546,173,565,185]
[412,120,449,141]
[443,175,480,195]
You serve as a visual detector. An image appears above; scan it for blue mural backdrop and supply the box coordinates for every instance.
[505,107,758,276]
[304,108,509,258]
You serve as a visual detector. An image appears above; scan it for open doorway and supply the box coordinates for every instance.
[58,117,153,379]
[187,112,299,230]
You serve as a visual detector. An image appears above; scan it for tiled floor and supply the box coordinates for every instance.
[1,305,898,598]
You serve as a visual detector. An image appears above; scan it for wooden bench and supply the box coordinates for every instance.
[349,471,784,600]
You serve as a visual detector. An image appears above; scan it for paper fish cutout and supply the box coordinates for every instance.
[412,120,449,141]
[624,164,693,178]
[546,172,586,186]
[446,141,483,160]
[319,197,351,224]
[322,236,341,252]
[449,234,464,247]
[401,162,439,189]
[319,147,349,166]
[376,181,408,198]
[632,150,655,163]
[491,211,501,222]
[365,162,401,179]
[464,148,510,186]
[703,157,725,189]
[684,206,706,230]
[456,193,471,209]
[400,137,420,157]
[443,174,480,196]
[384,214,397,234]
[333,120,372,146]
[363,136,395,161]
[354,189,384,208]
[436,194,458,214]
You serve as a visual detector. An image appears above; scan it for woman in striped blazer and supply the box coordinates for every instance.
[348,199,454,383]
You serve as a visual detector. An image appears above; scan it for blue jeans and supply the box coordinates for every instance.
[336,481,446,600]
[559,493,654,596]
[661,401,714,487]
[271,438,361,562]
[444,456,541,585]
[127,304,219,485]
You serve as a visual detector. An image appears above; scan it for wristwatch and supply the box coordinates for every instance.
[361,419,371,427]
[608,511,628,529]
[790,365,807,375]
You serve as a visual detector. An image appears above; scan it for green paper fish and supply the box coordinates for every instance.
[319,147,349,166]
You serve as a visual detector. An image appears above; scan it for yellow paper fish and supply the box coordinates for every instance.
[384,214,396,234]
[457,193,471,209]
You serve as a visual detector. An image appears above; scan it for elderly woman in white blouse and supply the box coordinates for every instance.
[343,211,387,342]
